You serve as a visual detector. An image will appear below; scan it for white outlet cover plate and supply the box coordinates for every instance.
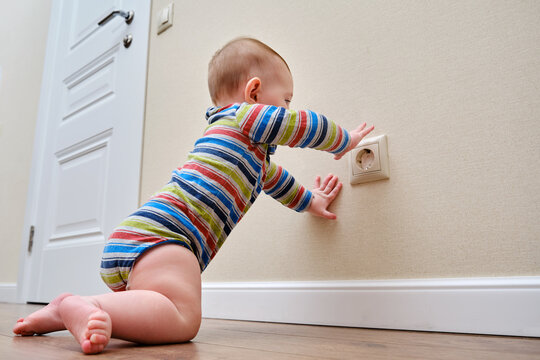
[349,134,389,184]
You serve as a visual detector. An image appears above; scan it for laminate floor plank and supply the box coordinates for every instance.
[5,334,316,360]
[195,322,536,360]
[202,318,540,356]
[1,302,539,359]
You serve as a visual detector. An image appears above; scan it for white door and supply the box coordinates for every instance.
[21,0,150,302]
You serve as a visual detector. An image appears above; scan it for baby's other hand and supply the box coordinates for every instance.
[307,174,343,220]
[334,123,375,160]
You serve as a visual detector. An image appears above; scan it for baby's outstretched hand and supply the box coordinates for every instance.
[334,123,375,160]
[307,174,343,220]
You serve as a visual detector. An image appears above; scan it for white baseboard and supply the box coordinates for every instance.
[0,283,17,303]
[202,277,540,337]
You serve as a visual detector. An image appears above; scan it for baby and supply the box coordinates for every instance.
[13,37,374,354]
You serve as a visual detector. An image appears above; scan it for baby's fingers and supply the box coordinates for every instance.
[328,181,343,201]
[358,124,375,138]
[354,122,367,132]
[313,175,321,188]
[322,210,337,220]
[319,173,333,190]
[359,122,369,131]
[323,175,339,194]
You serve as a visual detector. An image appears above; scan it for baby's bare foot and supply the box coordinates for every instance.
[59,295,112,354]
[13,292,72,336]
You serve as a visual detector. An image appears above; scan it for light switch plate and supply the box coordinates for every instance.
[157,3,174,34]
[349,134,389,184]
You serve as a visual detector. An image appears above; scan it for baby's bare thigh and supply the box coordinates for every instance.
[127,244,202,315]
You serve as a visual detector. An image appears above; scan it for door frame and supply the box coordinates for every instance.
[16,0,150,303]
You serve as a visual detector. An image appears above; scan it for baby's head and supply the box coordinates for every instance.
[208,38,293,108]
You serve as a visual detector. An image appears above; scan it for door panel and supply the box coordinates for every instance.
[27,0,150,301]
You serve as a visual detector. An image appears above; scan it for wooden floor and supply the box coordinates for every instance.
[1,302,539,359]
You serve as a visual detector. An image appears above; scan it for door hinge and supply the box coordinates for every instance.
[27,225,35,253]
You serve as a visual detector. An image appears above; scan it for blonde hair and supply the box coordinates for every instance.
[208,37,289,105]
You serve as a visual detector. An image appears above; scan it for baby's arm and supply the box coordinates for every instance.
[237,104,355,157]
[264,160,342,220]
[245,104,373,219]
[263,160,313,212]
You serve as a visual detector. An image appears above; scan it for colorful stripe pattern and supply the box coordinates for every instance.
[100,103,350,291]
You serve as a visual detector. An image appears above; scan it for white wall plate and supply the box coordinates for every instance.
[349,134,389,184]
[157,3,174,34]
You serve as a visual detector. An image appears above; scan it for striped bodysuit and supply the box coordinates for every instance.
[100,102,351,291]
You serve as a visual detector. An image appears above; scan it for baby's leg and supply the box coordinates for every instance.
[57,244,201,353]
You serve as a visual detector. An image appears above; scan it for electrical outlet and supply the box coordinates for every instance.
[349,134,389,184]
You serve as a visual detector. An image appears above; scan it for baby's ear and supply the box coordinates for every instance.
[244,77,261,104]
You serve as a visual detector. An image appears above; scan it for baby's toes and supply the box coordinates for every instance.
[90,333,108,344]
[81,339,105,355]
[84,326,108,341]
[88,317,110,333]
[13,320,31,335]
[82,311,111,353]
[88,316,108,328]
[88,311,110,326]
[13,318,26,330]
[13,319,23,329]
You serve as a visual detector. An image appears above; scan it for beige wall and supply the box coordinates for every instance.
[0,1,52,283]
[3,1,539,285]
[145,0,540,282]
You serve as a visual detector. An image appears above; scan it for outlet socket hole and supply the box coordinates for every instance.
[356,149,375,170]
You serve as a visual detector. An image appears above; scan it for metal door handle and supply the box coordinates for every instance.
[98,10,134,26]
